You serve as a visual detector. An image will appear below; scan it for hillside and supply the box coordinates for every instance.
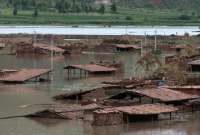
[116,0,200,11]
[0,0,199,25]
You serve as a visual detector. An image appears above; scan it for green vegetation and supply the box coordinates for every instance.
[0,0,199,25]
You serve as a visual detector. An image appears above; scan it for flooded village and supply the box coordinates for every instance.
[1,29,200,135]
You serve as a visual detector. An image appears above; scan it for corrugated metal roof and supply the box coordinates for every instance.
[65,64,117,73]
[129,88,199,102]
[0,68,51,83]
[34,43,65,53]
[188,59,200,65]
[116,104,178,115]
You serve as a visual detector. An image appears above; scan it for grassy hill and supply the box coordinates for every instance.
[0,0,199,25]
[116,0,200,10]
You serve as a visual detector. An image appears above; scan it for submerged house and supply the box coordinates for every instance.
[87,104,178,126]
[116,44,141,52]
[107,88,199,105]
[171,45,187,52]
[0,68,51,83]
[90,108,123,126]
[188,59,200,72]
[33,43,65,55]
[0,43,5,49]
[53,87,107,103]
[64,64,117,78]
[116,104,178,122]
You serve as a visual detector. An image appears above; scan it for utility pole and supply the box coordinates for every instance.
[50,35,54,81]
[125,26,128,35]
[154,30,157,51]
[141,40,143,57]
[144,32,147,48]
[33,31,37,68]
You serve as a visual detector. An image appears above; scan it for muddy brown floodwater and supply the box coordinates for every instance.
[0,52,199,135]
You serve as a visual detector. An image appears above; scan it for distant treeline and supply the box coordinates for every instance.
[116,0,200,11]
[0,0,200,18]
[1,0,200,11]
[0,0,118,14]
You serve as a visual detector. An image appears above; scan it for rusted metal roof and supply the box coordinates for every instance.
[0,68,51,83]
[27,103,101,119]
[93,108,119,114]
[129,88,199,102]
[188,59,200,65]
[171,45,187,49]
[163,85,200,90]
[47,103,100,113]
[64,64,117,73]
[116,104,178,115]
[53,85,107,100]
[34,43,65,53]
[116,44,141,50]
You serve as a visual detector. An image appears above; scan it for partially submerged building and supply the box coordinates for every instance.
[116,44,141,52]
[90,108,123,126]
[27,103,100,120]
[0,68,51,83]
[116,104,178,122]
[53,86,107,103]
[87,104,178,126]
[188,59,200,72]
[107,88,199,105]
[164,85,200,96]
[171,45,187,52]
[64,64,117,78]
[33,43,65,55]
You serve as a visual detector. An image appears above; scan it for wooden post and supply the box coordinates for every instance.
[35,77,38,82]
[84,70,87,78]
[80,69,82,78]
[67,69,70,79]
[47,72,50,80]
[126,115,129,123]
[192,105,194,113]
[73,69,76,75]
[151,99,154,103]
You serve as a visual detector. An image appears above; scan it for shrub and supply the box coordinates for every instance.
[125,16,132,20]
[178,15,191,20]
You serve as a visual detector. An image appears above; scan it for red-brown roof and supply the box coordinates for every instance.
[129,88,199,102]
[188,59,200,65]
[34,43,65,53]
[116,104,178,115]
[65,64,117,73]
[0,68,51,83]
[164,85,200,90]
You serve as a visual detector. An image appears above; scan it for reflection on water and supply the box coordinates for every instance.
[0,52,199,135]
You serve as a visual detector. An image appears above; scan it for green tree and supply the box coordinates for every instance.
[13,7,17,16]
[110,3,117,13]
[13,2,18,16]
[98,4,105,14]
[33,7,38,17]
[55,0,66,13]
[84,5,89,14]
